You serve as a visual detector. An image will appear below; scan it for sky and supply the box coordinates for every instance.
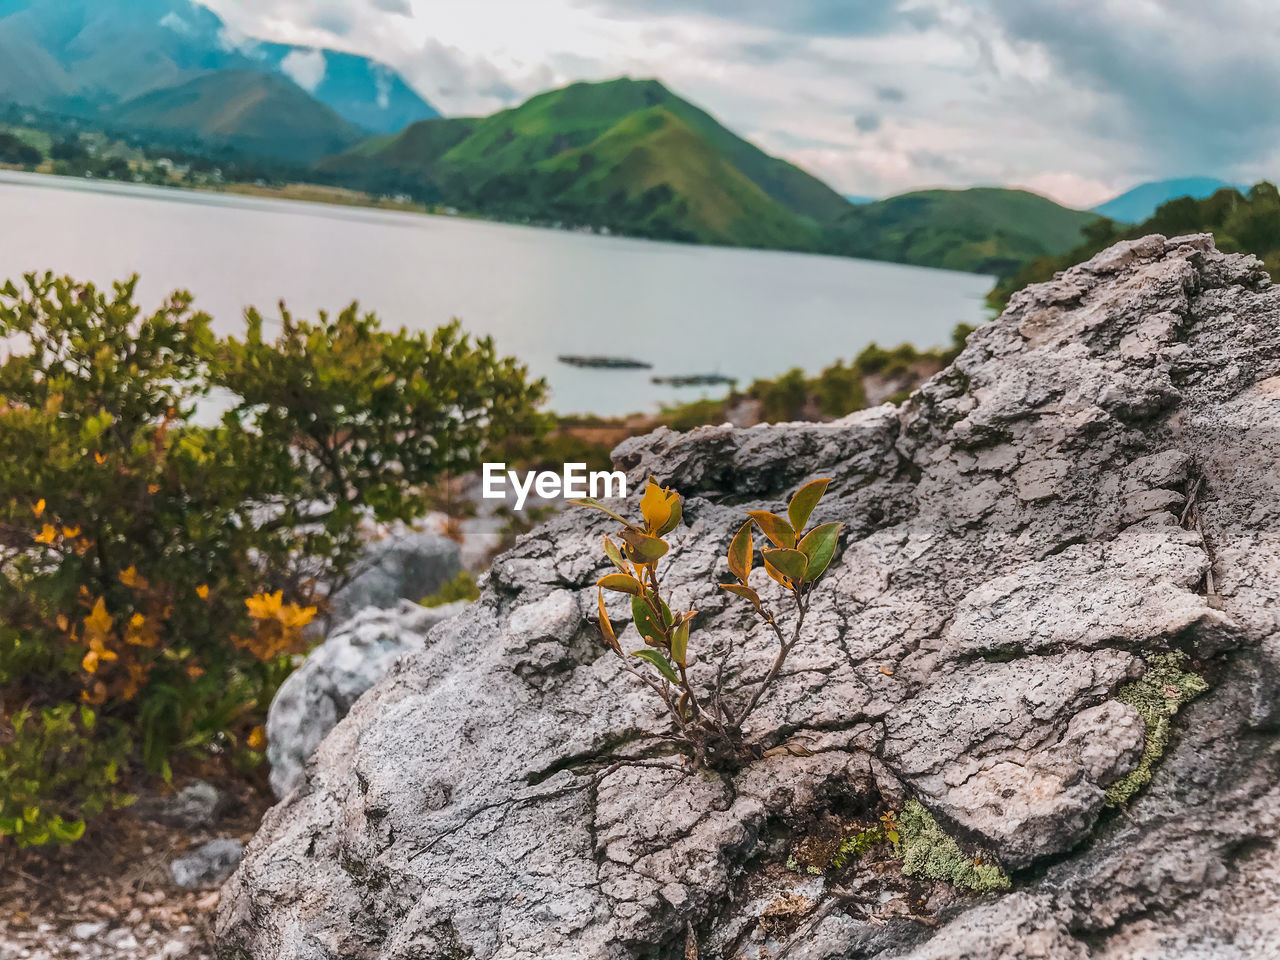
[197,0,1280,208]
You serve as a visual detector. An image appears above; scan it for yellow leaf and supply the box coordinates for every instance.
[186,664,205,679]
[93,452,106,465]
[56,615,70,632]
[246,726,266,750]
[277,604,317,629]
[596,588,620,653]
[746,511,796,550]
[84,597,112,637]
[118,566,146,589]
[62,525,80,538]
[148,483,160,495]
[245,591,284,620]
[34,524,57,544]
[727,521,753,583]
[880,665,895,676]
[196,584,210,600]
[33,498,46,518]
[81,649,100,674]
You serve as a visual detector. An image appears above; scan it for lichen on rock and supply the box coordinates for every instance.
[896,800,1010,893]
[1105,651,1209,807]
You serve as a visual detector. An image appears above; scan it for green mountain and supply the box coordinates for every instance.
[323,78,851,248]
[0,0,437,134]
[824,187,1100,276]
[991,182,1280,308]
[112,71,363,164]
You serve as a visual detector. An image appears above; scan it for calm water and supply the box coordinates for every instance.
[0,171,992,416]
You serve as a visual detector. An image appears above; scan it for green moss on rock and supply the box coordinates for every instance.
[896,800,1010,893]
[1105,651,1208,807]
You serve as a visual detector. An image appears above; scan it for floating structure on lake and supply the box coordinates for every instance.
[557,355,652,369]
[650,373,738,388]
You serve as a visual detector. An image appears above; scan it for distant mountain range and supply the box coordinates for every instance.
[1093,177,1235,224]
[0,0,436,146]
[0,3,1113,278]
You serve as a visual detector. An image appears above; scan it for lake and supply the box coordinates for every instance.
[0,171,992,417]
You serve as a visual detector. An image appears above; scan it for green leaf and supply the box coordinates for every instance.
[597,573,644,596]
[762,547,807,584]
[631,649,679,683]
[727,520,753,583]
[570,497,637,530]
[602,535,628,572]
[620,529,669,564]
[788,478,831,534]
[670,616,692,667]
[632,594,672,645]
[797,522,844,582]
[746,511,796,549]
[655,494,683,537]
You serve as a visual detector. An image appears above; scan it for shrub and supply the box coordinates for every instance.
[0,273,545,846]
[575,478,842,768]
[421,570,481,608]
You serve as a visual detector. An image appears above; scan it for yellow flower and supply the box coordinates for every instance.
[84,597,112,638]
[33,498,46,518]
[246,726,266,750]
[119,566,147,590]
[196,584,210,600]
[34,524,57,544]
[245,591,284,621]
[278,604,318,630]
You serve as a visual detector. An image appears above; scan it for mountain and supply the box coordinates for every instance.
[844,194,875,205]
[112,71,363,163]
[323,77,852,248]
[991,181,1280,308]
[1093,177,1234,224]
[824,187,1099,276]
[0,0,437,134]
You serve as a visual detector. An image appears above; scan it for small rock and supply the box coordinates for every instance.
[132,779,223,829]
[170,838,244,889]
[327,529,462,627]
[71,921,106,940]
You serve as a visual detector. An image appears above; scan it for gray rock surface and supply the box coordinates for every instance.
[266,599,468,798]
[131,779,223,830]
[171,839,244,889]
[220,235,1280,959]
[326,530,461,628]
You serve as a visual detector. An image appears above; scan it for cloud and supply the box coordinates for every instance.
[854,113,882,133]
[583,0,914,36]
[369,0,412,12]
[280,48,328,92]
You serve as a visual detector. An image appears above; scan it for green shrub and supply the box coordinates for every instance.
[421,570,481,608]
[0,273,544,845]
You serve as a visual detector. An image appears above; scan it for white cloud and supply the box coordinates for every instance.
[280,48,328,93]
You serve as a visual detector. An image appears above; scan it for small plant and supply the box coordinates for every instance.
[574,477,842,768]
[420,570,481,608]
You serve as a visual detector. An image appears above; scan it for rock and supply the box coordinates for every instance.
[326,530,461,628]
[131,779,222,830]
[220,235,1280,959]
[170,839,243,890]
[266,599,468,798]
[72,921,107,940]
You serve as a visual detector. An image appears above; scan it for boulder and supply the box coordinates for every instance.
[266,599,468,798]
[326,530,461,628]
[220,235,1280,959]
[131,778,223,830]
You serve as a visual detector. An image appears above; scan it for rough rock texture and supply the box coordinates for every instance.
[220,235,1280,959]
[326,530,461,628]
[266,600,468,798]
[133,779,224,830]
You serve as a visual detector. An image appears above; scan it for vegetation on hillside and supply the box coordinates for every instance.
[0,274,544,847]
[824,188,1099,276]
[990,182,1280,308]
